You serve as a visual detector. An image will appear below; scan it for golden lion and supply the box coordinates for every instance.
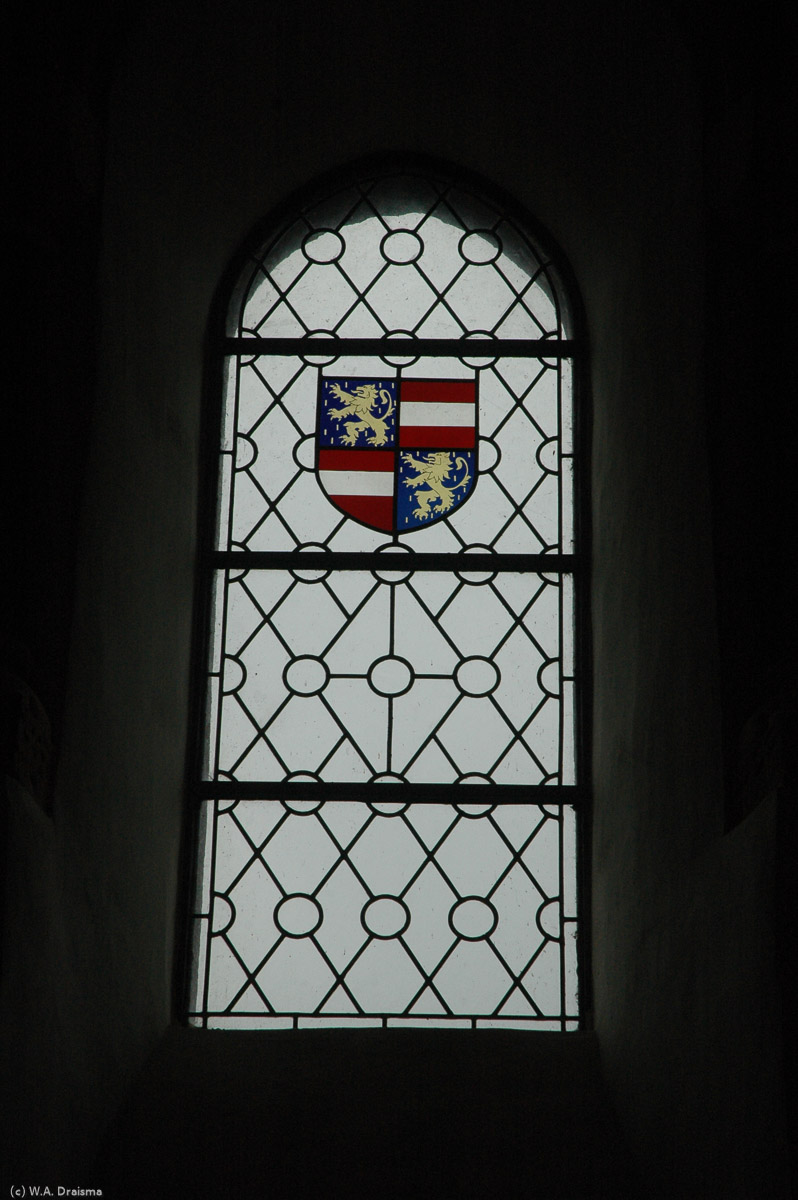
[402,452,472,521]
[326,382,395,446]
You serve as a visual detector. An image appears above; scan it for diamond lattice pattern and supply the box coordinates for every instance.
[192,170,581,1031]
[208,571,570,785]
[190,800,578,1027]
[234,176,564,343]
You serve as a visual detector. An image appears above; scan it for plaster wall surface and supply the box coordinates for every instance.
[2,1,789,1195]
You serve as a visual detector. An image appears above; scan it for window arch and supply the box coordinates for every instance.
[186,160,587,1030]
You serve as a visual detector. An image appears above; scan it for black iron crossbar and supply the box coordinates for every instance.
[196,780,586,803]
[223,336,579,358]
[210,551,578,572]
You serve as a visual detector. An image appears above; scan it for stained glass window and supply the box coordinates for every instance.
[186,164,585,1030]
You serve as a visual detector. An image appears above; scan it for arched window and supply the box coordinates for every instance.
[185,160,587,1030]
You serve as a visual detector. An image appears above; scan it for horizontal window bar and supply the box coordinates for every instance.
[195,781,587,803]
[209,551,578,572]
[222,336,579,358]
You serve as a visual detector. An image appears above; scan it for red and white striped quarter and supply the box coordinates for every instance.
[317,448,395,531]
[398,380,476,449]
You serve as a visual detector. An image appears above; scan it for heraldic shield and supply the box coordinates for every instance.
[316,377,478,533]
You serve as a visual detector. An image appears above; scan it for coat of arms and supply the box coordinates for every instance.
[316,377,478,533]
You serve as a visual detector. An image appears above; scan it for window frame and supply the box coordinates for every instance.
[177,155,592,1029]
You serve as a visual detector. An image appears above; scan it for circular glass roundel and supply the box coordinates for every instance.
[381,230,422,264]
[211,894,235,935]
[362,896,410,938]
[373,545,413,584]
[369,797,408,815]
[459,230,502,264]
[228,545,248,582]
[235,434,257,470]
[456,544,497,585]
[455,656,499,697]
[381,330,419,367]
[293,434,316,471]
[221,655,245,695]
[461,329,498,369]
[301,330,338,366]
[538,659,561,697]
[290,542,331,583]
[537,437,560,473]
[373,567,413,585]
[283,792,323,814]
[374,543,413,583]
[449,897,497,940]
[302,229,344,263]
[455,800,494,817]
[284,656,329,695]
[368,656,413,697]
[537,897,561,939]
[477,436,500,472]
[275,894,323,937]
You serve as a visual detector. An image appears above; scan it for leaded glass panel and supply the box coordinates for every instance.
[204,568,573,786]
[188,165,584,1031]
[217,354,573,555]
[189,800,578,1029]
[231,178,565,342]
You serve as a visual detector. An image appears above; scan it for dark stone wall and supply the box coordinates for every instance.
[5,1,118,782]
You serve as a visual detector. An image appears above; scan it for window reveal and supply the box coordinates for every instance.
[186,165,584,1029]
